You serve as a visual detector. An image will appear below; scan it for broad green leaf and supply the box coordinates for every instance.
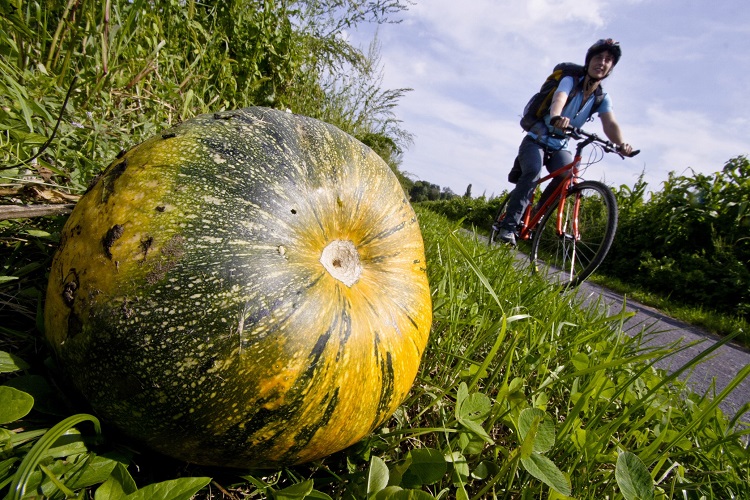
[1,428,13,453]
[571,352,589,370]
[457,392,491,423]
[519,416,538,460]
[24,229,52,238]
[5,374,66,415]
[455,382,469,420]
[367,456,389,497]
[0,386,34,424]
[401,448,446,487]
[373,486,435,499]
[445,451,469,486]
[615,452,654,500]
[508,377,524,393]
[520,453,572,497]
[518,408,555,453]
[458,431,485,455]
[387,455,412,487]
[0,351,29,373]
[373,486,405,499]
[0,457,19,481]
[458,417,493,444]
[63,455,119,491]
[123,476,211,500]
[471,461,499,480]
[95,463,138,500]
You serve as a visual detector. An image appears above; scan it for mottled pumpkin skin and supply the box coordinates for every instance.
[44,107,431,468]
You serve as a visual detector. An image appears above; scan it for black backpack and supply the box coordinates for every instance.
[519,62,605,132]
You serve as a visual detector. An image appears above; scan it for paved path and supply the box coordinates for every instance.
[574,278,750,419]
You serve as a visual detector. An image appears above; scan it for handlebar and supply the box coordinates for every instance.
[566,126,640,158]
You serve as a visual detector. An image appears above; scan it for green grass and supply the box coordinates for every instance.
[467,217,750,349]
[1,207,748,499]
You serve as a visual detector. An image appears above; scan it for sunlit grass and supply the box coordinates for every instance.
[1,207,749,498]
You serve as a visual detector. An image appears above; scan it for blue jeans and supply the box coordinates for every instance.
[500,135,573,231]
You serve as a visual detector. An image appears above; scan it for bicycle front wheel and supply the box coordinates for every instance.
[530,180,618,286]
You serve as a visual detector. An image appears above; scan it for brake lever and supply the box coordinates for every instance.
[566,126,583,141]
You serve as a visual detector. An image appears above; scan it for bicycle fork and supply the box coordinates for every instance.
[555,188,583,276]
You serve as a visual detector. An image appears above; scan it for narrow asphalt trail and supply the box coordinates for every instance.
[573,279,750,419]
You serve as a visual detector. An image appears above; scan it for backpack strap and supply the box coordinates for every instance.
[568,77,606,116]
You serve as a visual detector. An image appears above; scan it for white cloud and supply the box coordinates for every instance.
[348,0,750,197]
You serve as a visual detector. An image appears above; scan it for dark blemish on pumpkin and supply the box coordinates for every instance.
[63,280,78,307]
[155,205,166,212]
[140,235,154,260]
[101,158,128,202]
[332,259,341,268]
[200,137,234,158]
[290,209,297,214]
[102,224,124,260]
[145,235,186,284]
[413,259,421,264]
[62,281,77,307]
[162,132,176,139]
[67,313,83,339]
[200,357,216,374]
[85,172,103,194]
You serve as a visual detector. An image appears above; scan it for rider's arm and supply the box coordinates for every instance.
[600,111,633,155]
[548,77,574,128]
[549,90,568,119]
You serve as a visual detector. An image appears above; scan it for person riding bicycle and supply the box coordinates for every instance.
[494,38,634,245]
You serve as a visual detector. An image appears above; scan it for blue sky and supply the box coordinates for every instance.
[348,0,750,197]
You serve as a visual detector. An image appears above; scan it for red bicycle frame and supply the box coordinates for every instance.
[515,153,584,242]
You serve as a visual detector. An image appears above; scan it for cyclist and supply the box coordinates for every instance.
[494,38,634,245]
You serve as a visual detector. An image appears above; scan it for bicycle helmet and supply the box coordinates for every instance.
[585,38,621,68]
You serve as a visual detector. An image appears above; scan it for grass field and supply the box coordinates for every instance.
[1,207,749,499]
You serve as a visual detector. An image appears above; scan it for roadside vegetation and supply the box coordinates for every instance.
[421,163,750,348]
[1,1,749,498]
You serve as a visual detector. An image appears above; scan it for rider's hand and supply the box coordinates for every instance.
[550,115,570,130]
[618,143,633,156]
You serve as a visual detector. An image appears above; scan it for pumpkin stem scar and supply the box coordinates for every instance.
[320,240,362,287]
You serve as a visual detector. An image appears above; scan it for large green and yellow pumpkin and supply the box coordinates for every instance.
[44,107,431,468]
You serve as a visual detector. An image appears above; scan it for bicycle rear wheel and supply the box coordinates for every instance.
[530,180,617,286]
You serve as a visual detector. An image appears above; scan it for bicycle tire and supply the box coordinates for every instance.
[488,194,510,246]
[529,180,617,286]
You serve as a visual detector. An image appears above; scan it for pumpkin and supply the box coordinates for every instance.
[44,107,432,468]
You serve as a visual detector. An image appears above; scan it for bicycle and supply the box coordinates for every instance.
[489,127,640,286]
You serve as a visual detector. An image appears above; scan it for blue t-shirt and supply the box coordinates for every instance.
[528,76,612,150]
